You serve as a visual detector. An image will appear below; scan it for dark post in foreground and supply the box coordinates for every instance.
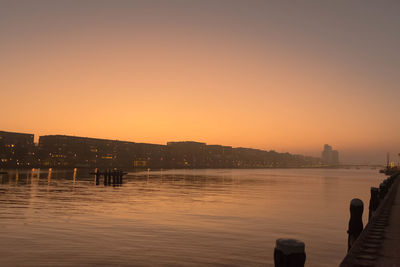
[347,198,363,251]
[274,238,306,267]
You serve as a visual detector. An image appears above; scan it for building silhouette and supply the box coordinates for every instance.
[0,130,321,169]
[38,135,165,169]
[321,144,339,166]
[0,131,36,168]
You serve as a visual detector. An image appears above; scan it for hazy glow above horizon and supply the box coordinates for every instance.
[1,0,399,163]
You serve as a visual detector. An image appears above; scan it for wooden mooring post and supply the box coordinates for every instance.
[118,170,123,184]
[347,198,363,251]
[274,238,306,267]
[104,169,108,185]
[94,169,100,185]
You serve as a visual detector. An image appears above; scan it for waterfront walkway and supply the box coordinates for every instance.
[375,177,400,266]
[340,172,400,266]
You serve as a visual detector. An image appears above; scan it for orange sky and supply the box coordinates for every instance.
[1,1,399,163]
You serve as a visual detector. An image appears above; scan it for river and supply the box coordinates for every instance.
[0,168,383,266]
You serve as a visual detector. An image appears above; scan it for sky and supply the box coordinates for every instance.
[1,0,399,164]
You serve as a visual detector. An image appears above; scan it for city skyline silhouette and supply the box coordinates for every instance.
[1,1,399,164]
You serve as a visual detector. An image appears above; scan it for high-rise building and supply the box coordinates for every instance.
[321,144,339,166]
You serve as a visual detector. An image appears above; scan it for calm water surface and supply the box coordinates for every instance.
[0,168,383,266]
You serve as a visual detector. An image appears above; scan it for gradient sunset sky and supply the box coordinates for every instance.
[1,0,399,164]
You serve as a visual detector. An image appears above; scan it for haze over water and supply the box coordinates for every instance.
[0,168,383,266]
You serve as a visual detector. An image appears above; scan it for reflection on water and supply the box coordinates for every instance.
[0,168,383,266]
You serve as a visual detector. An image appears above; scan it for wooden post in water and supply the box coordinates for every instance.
[107,169,111,185]
[347,198,363,251]
[107,170,110,184]
[274,238,306,267]
[368,187,379,221]
[111,170,115,185]
[103,170,107,185]
[95,169,100,185]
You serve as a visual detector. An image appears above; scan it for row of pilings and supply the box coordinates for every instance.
[91,169,126,185]
[369,173,397,220]
[272,173,400,267]
[340,172,400,266]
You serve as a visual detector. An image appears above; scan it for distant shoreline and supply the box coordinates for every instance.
[0,165,383,172]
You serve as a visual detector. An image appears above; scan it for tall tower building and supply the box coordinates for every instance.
[321,144,339,166]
